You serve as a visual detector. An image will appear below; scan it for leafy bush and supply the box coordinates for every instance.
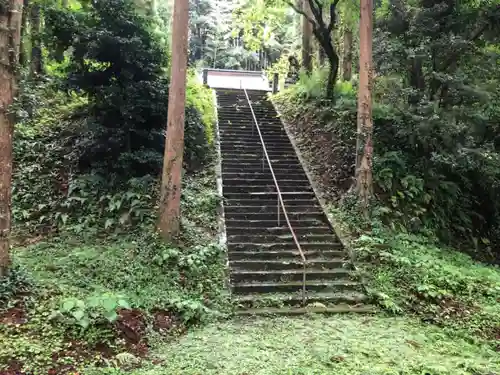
[274,74,500,262]
[43,0,211,176]
[353,229,500,342]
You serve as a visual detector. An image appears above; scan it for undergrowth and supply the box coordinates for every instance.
[273,77,500,350]
[86,316,500,375]
[1,171,228,374]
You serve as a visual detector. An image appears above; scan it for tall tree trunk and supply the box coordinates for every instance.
[30,3,42,76]
[19,0,28,66]
[342,27,353,81]
[301,0,313,72]
[0,0,23,277]
[355,0,374,215]
[158,0,189,240]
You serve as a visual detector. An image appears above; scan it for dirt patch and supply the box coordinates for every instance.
[116,308,147,345]
[274,99,356,202]
[0,306,27,325]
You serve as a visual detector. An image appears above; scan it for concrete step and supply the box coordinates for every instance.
[228,249,346,261]
[229,259,347,271]
[221,170,306,179]
[222,179,309,187]
[232,280,362,294]
[231,269,352,283]
[224,199,319,207]
[220,145,295,153]
[234,291,368,307]
[225,226,332,236]
[222,173,308,181]
[223,185,313,194]
[219,131,287,138]
[227,233,338,243]
[228,242,343,252]
[223,192,316,200]
[223,212,326,221]
[235,305,377,316]
[225,219,327,228]
[222,153,299,161]
[223,184,313,193]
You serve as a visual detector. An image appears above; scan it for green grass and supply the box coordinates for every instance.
[100,315,500,375]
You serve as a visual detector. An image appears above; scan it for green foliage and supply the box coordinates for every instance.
[56,293,131,329]
[186,71,216,145]
[87,316,500,375]
[0,265,32,310]
[41,0,211,176]
[3,168,227,373]
[352,227,500,342]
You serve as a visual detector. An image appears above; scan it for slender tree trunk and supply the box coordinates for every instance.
[158,0,189,240]
[30,3,42,76]
[342,28,353,81]
[0,0,23,277]
[301,0,313,72]
[355,0,374,215]
[19,0,28,66]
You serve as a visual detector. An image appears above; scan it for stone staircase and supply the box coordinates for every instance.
[216,89,371,315]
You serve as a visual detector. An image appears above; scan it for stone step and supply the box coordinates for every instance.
[221,169,306,179]
[232,280,362,294]
[220,138,288,145]
[235,305,376,316]
[228,242,343,252]
[220,144,295,153]
[222,153,299,161]
[220,140,292,148]
[219,129,287,137]
[229,259,346,271]
[231,269,352,283]
[225,226,332,236]
[225,219,327,228]
[234,291,368,308]
[223,182,312,192]
[223,193,316,202]
[222,173,307,181]
[223,185,313,194]
[228,249,346,261]
[222,178,309,187]
[223,212,325,221]
[224,199,318,207]
[227,233,338,243]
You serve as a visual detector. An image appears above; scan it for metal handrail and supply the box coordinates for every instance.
[241,86,308,306]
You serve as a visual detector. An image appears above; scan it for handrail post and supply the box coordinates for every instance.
[302,263,306,305]
[272,73,279,93]
[277,197,280,226]
[202,68,208,85]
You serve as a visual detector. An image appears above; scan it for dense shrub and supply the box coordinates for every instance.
[275,78,500,263]
[43,0,211,176]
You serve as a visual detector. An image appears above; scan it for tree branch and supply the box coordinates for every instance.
[285,0,316,28]
[327,2,338,32]
[307,0,325,30]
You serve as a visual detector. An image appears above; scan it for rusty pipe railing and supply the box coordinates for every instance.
[242,86,307,306]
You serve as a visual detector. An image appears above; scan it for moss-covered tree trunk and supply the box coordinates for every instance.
[0,0,23,277]
[342,27,353,81]
[19,0,28,66]
[301,0,313,72]
[158,0,189,241]
[355,0,373,215]
[30,2,42,75]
